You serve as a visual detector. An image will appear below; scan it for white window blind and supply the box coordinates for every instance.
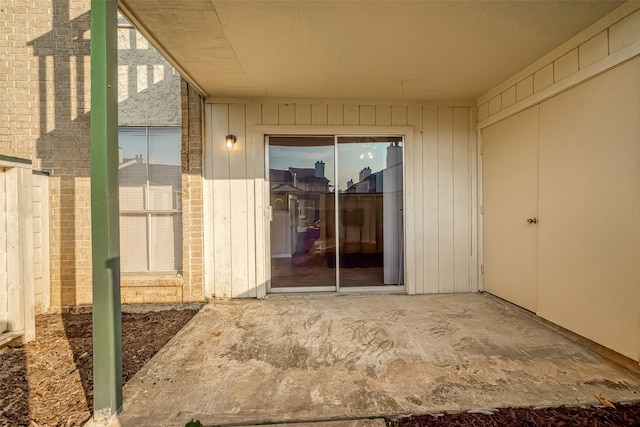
[118,127,182,273]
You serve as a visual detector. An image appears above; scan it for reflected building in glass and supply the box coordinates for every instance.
[269,136,403,290]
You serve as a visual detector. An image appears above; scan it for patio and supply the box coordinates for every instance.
[111,293,640,427]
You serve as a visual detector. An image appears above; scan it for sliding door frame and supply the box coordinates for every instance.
[265,134,337,294]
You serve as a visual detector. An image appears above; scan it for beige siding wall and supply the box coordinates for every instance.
[0,171,6,332]
[204,102,476,298]
[478,3,640,128]
[479,13,640,360]
[536,57,640,361]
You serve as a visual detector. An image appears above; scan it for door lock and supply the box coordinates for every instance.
[527,217,538,224]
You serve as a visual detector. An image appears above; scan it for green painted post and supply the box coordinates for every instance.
[90,0,122,421]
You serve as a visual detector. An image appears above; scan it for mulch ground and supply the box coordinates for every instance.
[386,402,640,426]
[0,309,196,427]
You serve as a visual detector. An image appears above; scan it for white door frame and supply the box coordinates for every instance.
[260,126,413,297]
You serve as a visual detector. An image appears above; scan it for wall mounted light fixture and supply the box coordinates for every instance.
[225,134,237,150]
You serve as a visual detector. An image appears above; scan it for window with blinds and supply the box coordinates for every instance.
[118,127,183,273]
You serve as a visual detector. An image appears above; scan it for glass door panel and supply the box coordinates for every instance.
[337,137,404,287]
[269,136,336,289]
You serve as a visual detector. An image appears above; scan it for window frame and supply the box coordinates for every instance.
[118,126,183,274]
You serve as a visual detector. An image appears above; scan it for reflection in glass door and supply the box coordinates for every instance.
[269,136,336,289]
[268,135,403,291]
[337,137,403,287]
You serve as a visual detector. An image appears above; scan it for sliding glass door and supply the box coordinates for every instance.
[268,135,403,291]
[337,137,404,287]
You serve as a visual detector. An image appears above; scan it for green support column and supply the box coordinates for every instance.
[90,0,122,421]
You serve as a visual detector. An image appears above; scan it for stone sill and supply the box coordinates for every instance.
[121,274,184,288]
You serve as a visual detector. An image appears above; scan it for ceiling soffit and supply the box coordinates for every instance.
[120,0,624,101]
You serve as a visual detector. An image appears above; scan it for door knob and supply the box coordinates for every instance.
[527,217,538,224]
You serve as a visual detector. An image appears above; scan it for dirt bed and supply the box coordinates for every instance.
[0,309,196,427]
[387,402,640,426]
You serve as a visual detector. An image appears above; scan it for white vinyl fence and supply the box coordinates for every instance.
[0,155,49,346]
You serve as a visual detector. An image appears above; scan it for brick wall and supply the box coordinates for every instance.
[181,80,204,302]
[1,1,205,308]
[1,0,93,308]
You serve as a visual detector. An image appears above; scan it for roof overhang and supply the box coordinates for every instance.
[119,0,625,102]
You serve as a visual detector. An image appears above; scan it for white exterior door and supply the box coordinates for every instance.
[482,106,539,312]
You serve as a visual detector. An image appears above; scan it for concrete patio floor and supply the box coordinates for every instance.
[114,293,640,427]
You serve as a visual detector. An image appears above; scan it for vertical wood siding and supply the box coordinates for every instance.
[0,171,7,331]
[204,102,475,297]
[1,166,35,341]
